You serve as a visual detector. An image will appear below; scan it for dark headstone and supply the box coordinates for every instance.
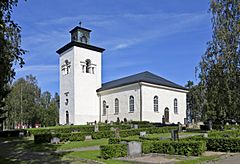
[177,122,182,132]
[208,120,213,130]
[171,130,179,141]
[162,115,165,124]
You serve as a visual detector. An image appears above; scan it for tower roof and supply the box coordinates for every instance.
[69,26,92,33]
[97,71,187,92]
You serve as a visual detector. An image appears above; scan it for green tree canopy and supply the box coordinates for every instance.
[0,0,26,129]
[197,0,240,121]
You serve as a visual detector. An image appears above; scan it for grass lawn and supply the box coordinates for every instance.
[57,138,108,150]
[63,150,131,164]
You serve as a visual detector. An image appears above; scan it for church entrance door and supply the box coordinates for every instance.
[66,111,69,125]
[164,108,169,122]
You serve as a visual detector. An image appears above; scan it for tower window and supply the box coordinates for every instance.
[153,96,158,112]
[129,96,134,112]
[62,60,71,75]
[115,98,119,114]
[85,59,91,73]
[174,98,178,114]
[103,100,106,116]
[81,36,87,44]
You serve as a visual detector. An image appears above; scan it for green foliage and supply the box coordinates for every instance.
[33,126,177,143]
[0,129,27,137]
[142,140,206,156]
[100,144,127,159]
[197,0,240,121]
[0,0,26,129]
[108,138,141,144]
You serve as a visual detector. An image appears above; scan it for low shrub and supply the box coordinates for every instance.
[100,144,127,159]
[34,133,52,144]
[142,140,206,156]
[34,126,177,144]
[0,129,27,138]
[182,135,240,152]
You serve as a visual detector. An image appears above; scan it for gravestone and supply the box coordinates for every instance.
[19,132,25,137]
[177,122,182,132]
[208,120,213,130]
[127,141,142,156]
[115,128,120,138]
[184,118,188,125]
[162,115,165,124]
[130,124,134,128]
[134,124,138,129]
[203,133,208,138]
[171,130,179,141]
[94,124,99,132]
[85,135,92,141]
[51,137,60,144]
[140,131,146,137]
[110,121,114,125]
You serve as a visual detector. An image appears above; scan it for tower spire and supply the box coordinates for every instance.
[79,21,82,27]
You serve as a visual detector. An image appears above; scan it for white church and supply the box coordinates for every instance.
[57,25,188,125]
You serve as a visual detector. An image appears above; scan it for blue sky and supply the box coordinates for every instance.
[13,0,212,94]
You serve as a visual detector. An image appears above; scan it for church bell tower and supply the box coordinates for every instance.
[57,24,105,125]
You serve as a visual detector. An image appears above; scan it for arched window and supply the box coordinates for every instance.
[129,96,134,112]
[66,111,69,125]
[154,96,158,112]
[85,59,91,73]
[103,100,106,116]
[81,36,87,44]
[115,98,119,114]
[174,98,178,114]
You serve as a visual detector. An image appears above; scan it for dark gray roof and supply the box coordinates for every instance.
[97,71,188,92]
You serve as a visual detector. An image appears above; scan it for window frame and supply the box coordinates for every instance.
[153,95,158,112]
[102,100,106,116]
[129,96,134,113]
[174,98,178,114]
[114,98,119,115]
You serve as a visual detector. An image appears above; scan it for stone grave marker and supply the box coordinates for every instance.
[94,124,99,132]
[110,127,115,131]
[208,120,213,130]
[127,141,142,156]
[51,137,60,144]
[85,135,92,141]
[140,131,146,137]
[177,122,182,132]
[115,128,120,138]
[171,130,179,141]
[19,132,25,137]
[203,133,208,138]
[162,115,165,124]
[134,124,138,129]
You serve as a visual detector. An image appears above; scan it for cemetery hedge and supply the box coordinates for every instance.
[182,135,240,152]
[34,126,177,143]
[100,144,127,159]
[0,129,27,137]
[142,140,206,156]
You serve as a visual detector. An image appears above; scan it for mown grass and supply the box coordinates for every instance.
[63,150,131,164]
[57,138,108,150]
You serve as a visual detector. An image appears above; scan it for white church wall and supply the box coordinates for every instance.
[73,46,102,124]
[59,48,75,125]
[141,83,187,124]
[99,84,141,123]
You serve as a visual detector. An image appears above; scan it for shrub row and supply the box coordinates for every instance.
[108,138,141,144]
[100,144,127,159]
[34,126,177,143]
[0,129,27,138]
[29,124,156,135]
[208,130,240,138]
[142,140,206,156]
[182,136,240,152]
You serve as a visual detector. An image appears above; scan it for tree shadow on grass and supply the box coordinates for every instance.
[0,137,73,163]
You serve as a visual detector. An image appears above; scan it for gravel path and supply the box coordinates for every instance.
[205,153,240,164]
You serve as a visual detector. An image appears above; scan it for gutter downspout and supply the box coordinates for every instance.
[139,82,142,121]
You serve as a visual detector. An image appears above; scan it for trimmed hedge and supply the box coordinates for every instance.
[28,124,134,135]
[34,126,177,143]
[142,140,206,156]
[0,129,27,138]
[108,138,141,144]
[208,130,240,138]
[100,144,127,159]
[182,136,240,152]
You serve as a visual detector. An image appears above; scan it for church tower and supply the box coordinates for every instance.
[57,24,105,125]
